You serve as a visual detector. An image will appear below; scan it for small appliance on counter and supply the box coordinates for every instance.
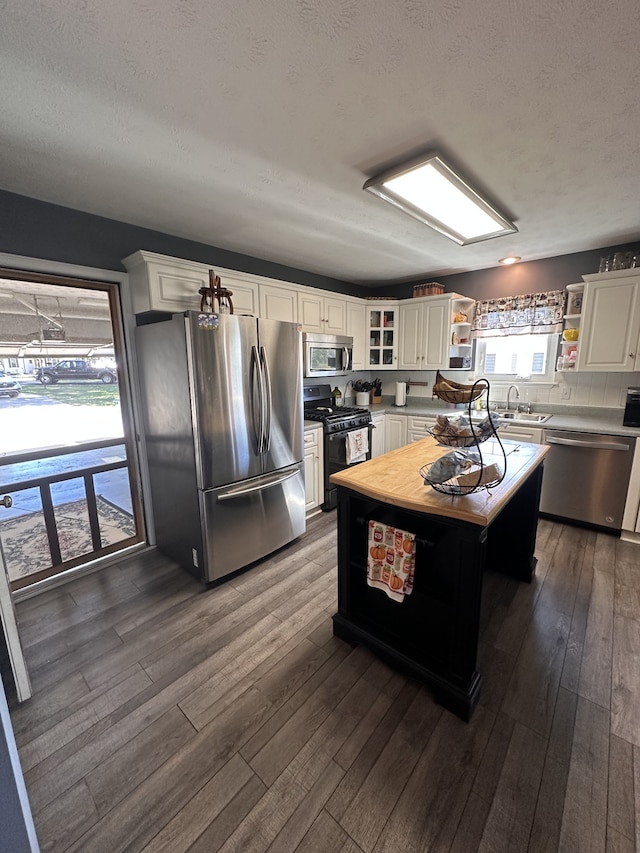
[623,387,640,427]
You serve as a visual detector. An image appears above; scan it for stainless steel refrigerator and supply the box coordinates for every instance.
[135,311,305,583]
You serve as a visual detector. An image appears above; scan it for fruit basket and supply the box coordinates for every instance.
[420,457,504,495]
[426,411,500,448]
[422,378,507,496]
[432,370,484,404]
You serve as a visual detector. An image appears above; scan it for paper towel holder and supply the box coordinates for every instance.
[394,381,408,407]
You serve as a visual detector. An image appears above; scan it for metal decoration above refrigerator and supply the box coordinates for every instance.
[135,311,305,583]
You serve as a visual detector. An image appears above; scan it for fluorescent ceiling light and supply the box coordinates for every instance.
[363,152,517,245]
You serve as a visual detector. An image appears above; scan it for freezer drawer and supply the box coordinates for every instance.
[539,430,633,530]
[199,463,306,582]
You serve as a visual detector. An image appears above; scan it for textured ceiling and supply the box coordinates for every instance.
[1,0,639,285]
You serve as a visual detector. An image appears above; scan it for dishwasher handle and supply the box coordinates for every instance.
[545,436,631,451]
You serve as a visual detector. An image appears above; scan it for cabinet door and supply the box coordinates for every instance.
[371,414,386,457]
[260,284,298,322]
[230,281,259,316]
[303,430,322,512]
[577,276,640,371]
[384,414,407,452]
[324,297,347,334]
[422,298,450,370]
[398,302,423,369]
[368,305,398,370]
[346,301,367,371]
[298,291,323,332]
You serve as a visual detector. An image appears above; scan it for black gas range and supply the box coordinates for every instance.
[303,384,373,510]
[303,384,372,431]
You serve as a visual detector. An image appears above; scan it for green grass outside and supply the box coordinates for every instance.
[21,382,120,407]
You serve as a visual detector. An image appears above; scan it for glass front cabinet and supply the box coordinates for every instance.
[366,303,398,369]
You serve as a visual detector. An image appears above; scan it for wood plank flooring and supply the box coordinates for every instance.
[6,511,640,852]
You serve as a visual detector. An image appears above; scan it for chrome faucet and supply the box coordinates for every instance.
[506,384,520,411]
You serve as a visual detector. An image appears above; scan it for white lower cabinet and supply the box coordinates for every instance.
[385,414,407,453]
[407,415,437,443]
[497,424,543,444]
[370,413,386,457]
[622,437,640,538]
[303,425,323,513]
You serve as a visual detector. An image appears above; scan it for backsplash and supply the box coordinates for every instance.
[328,371,640,410]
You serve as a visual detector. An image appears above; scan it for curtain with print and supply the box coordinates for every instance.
[471,290,566,337]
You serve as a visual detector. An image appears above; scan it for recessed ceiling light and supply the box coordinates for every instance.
[498,256,521,265]
[363,152,517,245]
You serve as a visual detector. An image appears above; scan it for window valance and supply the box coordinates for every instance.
[471,290,566,337]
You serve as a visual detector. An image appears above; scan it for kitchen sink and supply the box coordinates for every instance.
[496,411,550,424]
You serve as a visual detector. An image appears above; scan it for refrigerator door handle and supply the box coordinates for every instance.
[216,468,299,501]
[260,345,272,453]
[251,345,265,454]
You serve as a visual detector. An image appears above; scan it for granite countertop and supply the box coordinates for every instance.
[306,397,639,439]
[362,399,640,438]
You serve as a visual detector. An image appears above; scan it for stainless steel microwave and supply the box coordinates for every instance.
[303,333,353,377]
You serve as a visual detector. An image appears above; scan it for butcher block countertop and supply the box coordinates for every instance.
[330,436,549,527]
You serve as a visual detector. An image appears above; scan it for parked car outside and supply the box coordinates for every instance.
[35,359,117,385]
[0,370,22,397]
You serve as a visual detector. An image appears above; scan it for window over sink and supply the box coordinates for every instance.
[474,333,558,379]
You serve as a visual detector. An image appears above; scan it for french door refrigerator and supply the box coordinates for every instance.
[135,311,305,583]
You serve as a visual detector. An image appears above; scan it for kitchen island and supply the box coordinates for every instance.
[330,436,549,720]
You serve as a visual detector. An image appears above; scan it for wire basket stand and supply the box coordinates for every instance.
[420,378,507,496]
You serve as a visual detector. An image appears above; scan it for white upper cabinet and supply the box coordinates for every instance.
[366,303,399,370]
[578,271,640,371]
[399,295,466,371]
[123,251,208,314]
[346,300,367,371]
[297,291,347,334]
[123,250,260,316]
[258,282,299,322]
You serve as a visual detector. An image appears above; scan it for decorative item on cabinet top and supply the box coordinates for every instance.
[199,270,234,314]
[412,282,445,297]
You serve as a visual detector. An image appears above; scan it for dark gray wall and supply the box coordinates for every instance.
[2,190,639,302]
[387,243,640,301]
[0,190,366,298]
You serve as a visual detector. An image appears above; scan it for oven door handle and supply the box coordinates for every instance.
[328,425,372,440]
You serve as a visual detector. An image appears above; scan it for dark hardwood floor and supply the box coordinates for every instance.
[7,510,640,852]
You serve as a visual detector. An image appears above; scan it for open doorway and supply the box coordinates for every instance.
[0,268,145,590]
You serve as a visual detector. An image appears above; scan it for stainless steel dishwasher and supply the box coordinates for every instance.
[539,429,634,531]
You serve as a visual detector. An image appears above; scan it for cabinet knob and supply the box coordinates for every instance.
[630,353,635,359]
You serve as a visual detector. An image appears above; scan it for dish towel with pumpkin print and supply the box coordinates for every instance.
[366,520,416,603]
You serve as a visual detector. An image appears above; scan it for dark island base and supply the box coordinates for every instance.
[333,612,483,721]
[332,465,544,721]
